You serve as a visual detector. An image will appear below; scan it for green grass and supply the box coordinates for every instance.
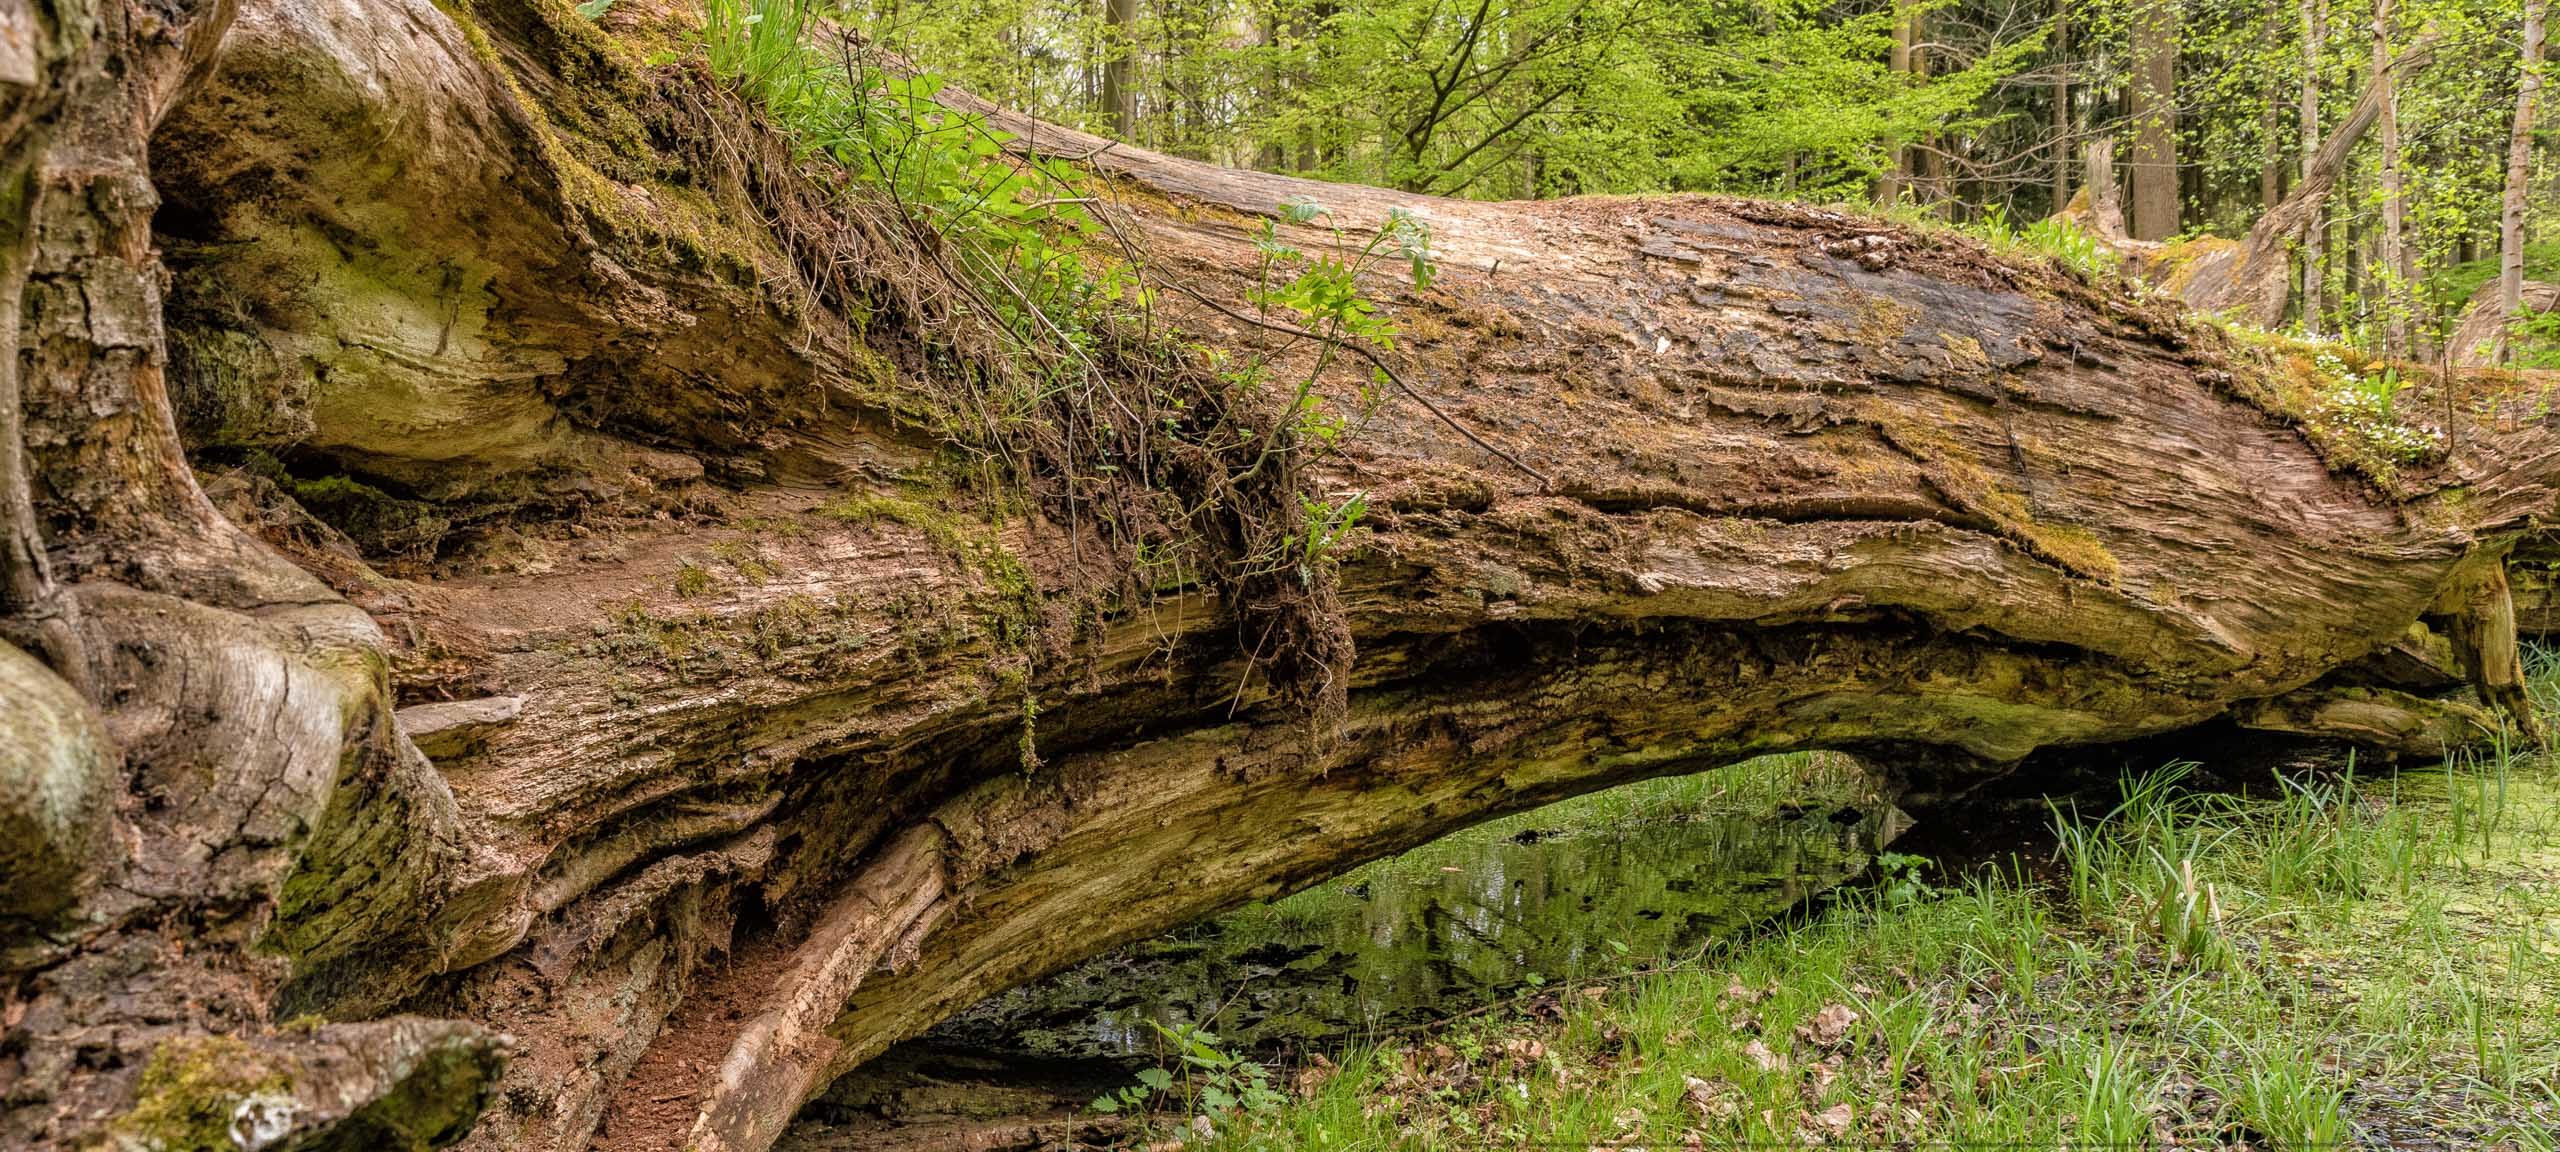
[1122,711,2560,1149]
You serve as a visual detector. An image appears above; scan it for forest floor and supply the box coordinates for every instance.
[1115,682,2560,1149]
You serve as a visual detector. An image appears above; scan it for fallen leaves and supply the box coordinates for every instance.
[1801,1101,1855,1139]
[1290,1052,1336,1098]
[1796,1002,1860,1048]
[1681,1075,1740,1121]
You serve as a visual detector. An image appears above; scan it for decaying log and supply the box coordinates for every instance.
[8,0,2560,1150]
[2450,278,2560,367]
[2050,138,2130,245]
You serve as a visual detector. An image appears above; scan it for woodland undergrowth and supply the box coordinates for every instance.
[1099,666,2560,1150]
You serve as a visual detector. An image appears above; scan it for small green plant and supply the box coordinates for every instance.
[1093,1020,1288,1120]
[1872,851,1939,909]
[1090,1064,1174,1115]
[1280,491,1367,588]
[1973,203,2117,282]
[2256,765,2373,903]
[2227,1043,2351,1150]
[2066,1035,2156,1149]
[2022,216,2115,280]
[673,561,715,598]
[2508,304,2560,369]
[2052,763,2233,969]
[2308,350,2440,468]
[1236,197,1437,489]
[2145,838,2229,969]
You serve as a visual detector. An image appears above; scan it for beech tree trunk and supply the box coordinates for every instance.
[9,2,2560,1151]
[2129,0,2180,241]
[2301,0,2327,332]
[2373,0,2408,357]
[2051,5,2070,213]
[1106,0,1139,137]
[1879,1,1916,206]
[2504,0,2548,351]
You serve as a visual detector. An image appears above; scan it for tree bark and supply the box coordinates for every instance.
[1105,0,1139,138]
[2301,0,2327,333]
[2079,136,2131,243]
[9,2,2560,1151]
[1879,1,1915,206]
[2262,0,2288,213]
[2374,0,2408,357]
[2129,0,2180,241]
[2503,0,2548,355]
[2051,5,2071,214]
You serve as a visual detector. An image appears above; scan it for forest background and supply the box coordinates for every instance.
[846,0,2551,360]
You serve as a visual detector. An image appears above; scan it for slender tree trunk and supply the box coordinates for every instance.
[1880,1,1915,205]
[2503,0,2547,351]
[2347,184,2367,323]
[2373,0,2409,356]
[1105,0,1138,138]
[1256,10,1285,171]
[2262,0,2288,211]
[1916,13,1947,216]
[2129,0,2180,240]
[2052,6,2072,213]
[2262,98,2286,211]
[2301,0,2327,333]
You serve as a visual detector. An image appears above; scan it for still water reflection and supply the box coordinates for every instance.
[930,760,1904,1058]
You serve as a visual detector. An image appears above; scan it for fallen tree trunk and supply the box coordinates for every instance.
[7,1,2560,1150]
[2449,277,2560,366]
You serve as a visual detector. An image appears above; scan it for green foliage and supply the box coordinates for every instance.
[1871,850,1939,909]
[1205,727,2560,1149]
[703,0,1124,340]
[839,0,2042,202]
[1281,491,1365,588]
[2051,763,2236,970]
[836,0,2549,362]
[2233,1043,2352,1151]
[2508,304,2560,370]
[1093,1020,1289,1120]
[2307,350,2440,468]
[1972,204,2120,282]
[700,0,1444,715]
[2429,241,2560,312]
